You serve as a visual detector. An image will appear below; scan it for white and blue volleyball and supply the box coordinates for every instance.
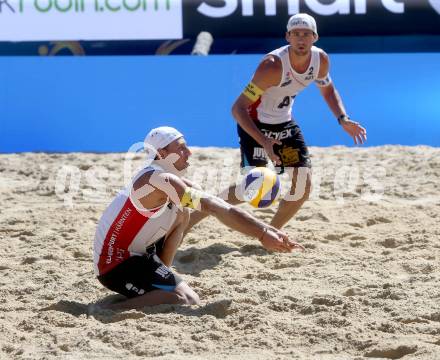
[241,167,281,208]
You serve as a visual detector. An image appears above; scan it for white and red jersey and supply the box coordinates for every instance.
[249,45,323,124]
[93,166,178,276]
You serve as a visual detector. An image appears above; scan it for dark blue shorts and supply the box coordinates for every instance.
[97,239,182,298]
[237,119,311,174]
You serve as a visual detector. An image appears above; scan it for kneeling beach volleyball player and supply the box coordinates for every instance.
[93,126,304,310]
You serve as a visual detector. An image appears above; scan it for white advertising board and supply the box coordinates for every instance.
[0,0,183,41]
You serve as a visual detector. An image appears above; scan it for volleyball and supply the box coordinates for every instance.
[241,167,281,208]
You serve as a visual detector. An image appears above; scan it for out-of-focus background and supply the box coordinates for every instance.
[1,0,439,152]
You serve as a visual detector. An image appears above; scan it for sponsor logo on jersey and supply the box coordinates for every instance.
[106,207,132,265]
[281,79,292,87]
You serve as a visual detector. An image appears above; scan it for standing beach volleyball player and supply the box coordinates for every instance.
[187,13,367,232]
[93,127,304,310]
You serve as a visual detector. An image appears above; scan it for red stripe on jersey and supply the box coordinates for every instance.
[248,97,262,121]
[97,198,154,275]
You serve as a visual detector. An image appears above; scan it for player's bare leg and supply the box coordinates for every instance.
[94,282,200,311]
[90,210,199,314]
[158,208,190,267]
[270,167,311,229]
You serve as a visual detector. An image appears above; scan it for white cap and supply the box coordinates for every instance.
[287,13,318,35]
[144,126,183,159]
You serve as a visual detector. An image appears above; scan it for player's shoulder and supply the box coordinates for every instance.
[153,170,180,184]
[257,54,282,76]
[132,166,167,187]
[313,46,330,66]
[158,171,186,191]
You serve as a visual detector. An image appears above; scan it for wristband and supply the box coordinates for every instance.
[180,187,204,210]
[337,114,350,125]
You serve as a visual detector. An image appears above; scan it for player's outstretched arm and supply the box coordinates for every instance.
[317,52,367,145]
[201,195,304,252]
[156,173,304,253]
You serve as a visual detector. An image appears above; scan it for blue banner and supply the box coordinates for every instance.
[1,53,439,153]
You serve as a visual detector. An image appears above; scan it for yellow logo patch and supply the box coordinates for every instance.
[279,147,299,165]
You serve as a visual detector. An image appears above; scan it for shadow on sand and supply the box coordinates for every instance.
[173,242,269,275]
[40,243,266,323]
[42,297,234,324]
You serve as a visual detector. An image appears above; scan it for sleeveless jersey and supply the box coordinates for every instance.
[93,165,178,276]
[250,45,323,124]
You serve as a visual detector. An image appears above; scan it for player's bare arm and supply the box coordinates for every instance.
[181,178,203,190]
[131,171,169,209]
[160,173,304,253]
[231,56,283,164]
[317,51,367,145]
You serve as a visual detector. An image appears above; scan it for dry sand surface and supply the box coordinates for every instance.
[1,146,439,359]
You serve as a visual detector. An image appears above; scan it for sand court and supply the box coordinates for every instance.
[1,146,439,359]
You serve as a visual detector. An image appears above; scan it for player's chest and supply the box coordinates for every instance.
[277,67,316,94]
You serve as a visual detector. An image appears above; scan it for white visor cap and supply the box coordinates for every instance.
[287,13,318,35]
[144,126,183,159]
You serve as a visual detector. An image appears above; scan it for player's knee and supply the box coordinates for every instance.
[182,208,190,226]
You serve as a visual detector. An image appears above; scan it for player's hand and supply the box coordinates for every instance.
[262,138,282,165]
[341,120,367,145]
[260,227,305,253]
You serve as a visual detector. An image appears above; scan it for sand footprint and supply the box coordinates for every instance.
[367,217,392,226]
[256,272,282,281]
[364,344,417,359]
[324,232,353,241]
[198,299,234,319]
[312,296,343,307]
[350,235,366,240]
[343,287,366,297]
[7,218,24,225]
[21,257,38,265]
[380,238,400,248]
[272,260,302,270]
[239,244,267,256]
[296,212,330,222]
[177,251,198,264]
[72,251,89,260]
[349,222,364,228]
[16,230,35,238]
